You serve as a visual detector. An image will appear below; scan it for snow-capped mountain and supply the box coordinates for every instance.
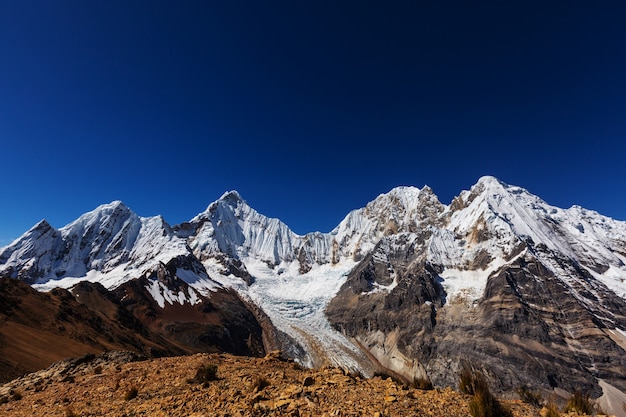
[2,176,626,413]
[429,176,626,302]
[327,176,626,413]
[0,200,215,293]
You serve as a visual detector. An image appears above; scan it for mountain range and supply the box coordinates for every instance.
[1,176,626,414]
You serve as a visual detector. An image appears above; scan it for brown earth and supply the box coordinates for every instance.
[0,278,178,383]
[0,351,592,417]
[0,276,266,384]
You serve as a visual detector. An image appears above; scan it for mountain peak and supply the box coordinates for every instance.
[0,219,55,252]
[61,200,136,232]
[102,200,131,212]
[219,190,244,203]
[388,185,422,194]
[475,175,507,189]
[372,185,424,209]
[197,190,247,218]
[31,219,53,232]
[466,176,536,203]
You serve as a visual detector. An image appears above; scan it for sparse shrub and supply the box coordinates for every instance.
[459,365,512,417]
[250,376,271,393]
[412,377,434,390]
[11,391,22,401]
[459,365,475,395]
[65,406,78,417]
[124,386,138,401]
[564,390,593,415]
[374,371,392,380]
[517,385,543,407]
[349,370,364,380]
[0,396,8,405]
[94,365,103,374]
[544,401,560,417]
[189,363,219,387]
[302,375,315,386]
[469,390,492,417]
[373,371,403,385]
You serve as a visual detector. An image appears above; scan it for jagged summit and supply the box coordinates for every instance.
[16,219,55,242]
[31,218,52,231]
[475,174,505,186]
[187,189,302,266]
[79,199,132,217]
[200,190,246,213]
[218,190,244,203]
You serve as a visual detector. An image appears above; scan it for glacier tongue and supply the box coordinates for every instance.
[201,256,377,373]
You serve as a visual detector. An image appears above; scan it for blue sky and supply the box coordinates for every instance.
[1,1,625,245]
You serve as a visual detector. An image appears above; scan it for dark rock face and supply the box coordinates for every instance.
[326,237,444,341]
[110,271,265,357]
[327,246,626,396]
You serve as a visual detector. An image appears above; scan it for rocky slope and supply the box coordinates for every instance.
[0,351,568,417]
[1,176,626,414]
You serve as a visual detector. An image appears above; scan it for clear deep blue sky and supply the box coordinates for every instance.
[1,1,626,245]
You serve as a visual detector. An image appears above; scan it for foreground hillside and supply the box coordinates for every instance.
[0,351,567,417]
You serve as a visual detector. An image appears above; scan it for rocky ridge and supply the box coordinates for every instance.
[0,276,266,384]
